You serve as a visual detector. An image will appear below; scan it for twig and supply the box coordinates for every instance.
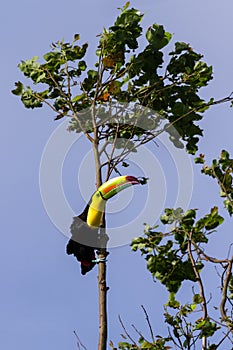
[188,235,208,318]
[106,123,120,180]
[73,331,88,350]
[212,167,233,214]
[167,326,182,350]
[220,256,233,333]
[191,239,229,264]
[118,316,140,349]
[227,243,233,260]
[216,329,233,348]
[141,305,155,343]
[43,66,94,142]
[187,232,208,350]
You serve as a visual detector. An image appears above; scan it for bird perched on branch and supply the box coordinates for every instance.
[66,175,144,275]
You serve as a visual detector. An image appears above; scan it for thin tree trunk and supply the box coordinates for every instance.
[92,121,108,350]
[98,247,108,350]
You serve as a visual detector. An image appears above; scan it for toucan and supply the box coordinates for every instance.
[66,175,141,275]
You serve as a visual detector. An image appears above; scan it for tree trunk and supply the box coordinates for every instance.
[92,122,108,350]
[97,247,108,350]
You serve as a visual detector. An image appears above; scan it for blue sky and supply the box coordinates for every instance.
[2,0,233,349]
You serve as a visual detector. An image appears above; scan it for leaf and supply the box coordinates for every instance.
[123,1,130,11]
[97,92,110,102]
[194,318,218,337]
[166,293,180,309]
[54,113,65,120]
[12,81,24,96]
[103,56,116,68]
[72,94,85,102]
[193,294,203,304]
[21,87,43,109]
[194,154,205,164]
[109,80,121,95]
[73,33,80,42]
[171,42,191,54]
[78,60,87,71]
[146,24,172,50]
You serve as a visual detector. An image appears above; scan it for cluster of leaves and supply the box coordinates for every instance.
[12,2,214,155]
[12,38,89,120]
[113,336,171,350]
[128,206,233,349]
[131,207,223,294]
[164,311,219,349]
[195,150,233,215]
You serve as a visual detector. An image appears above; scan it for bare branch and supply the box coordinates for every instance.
[188,233,208,350]
[105,123,120,181]
[191,239,229,264]
[73,330,88,350]
[141,305,155,343]
[118,316,140,349]
[220,256,233,333]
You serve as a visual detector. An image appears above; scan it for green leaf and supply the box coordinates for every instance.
[72,94,85,102]
[172,42,191,54]
[78,60,87,71]
[73,33,80,42]
[204,207,224,230]
[21,87,43,109]
[194,318,218,338]
[193,294,203,304]
[12,81,24,96]
[146,24,172,50]
[194,154,205,164]
[166,293,180,309]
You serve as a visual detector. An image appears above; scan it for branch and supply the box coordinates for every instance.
[220,256,233,333]
[188,237,208,318]
[191,239,229,264]
[118,316,141,350]
[107,90,233,162]
[33,93,60,113]
[212,166,233,214]
[105,123,120,180]
[43,67,94,143]
[73,331,88,350]
[188,233,208,350]
[141,305,155,343]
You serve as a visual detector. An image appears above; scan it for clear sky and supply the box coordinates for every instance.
[2,0,233,349]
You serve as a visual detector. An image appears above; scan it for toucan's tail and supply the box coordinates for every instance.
[66,239,96,275]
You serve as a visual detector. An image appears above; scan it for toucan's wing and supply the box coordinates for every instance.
[66,236,96,275]
[66,205,98,275]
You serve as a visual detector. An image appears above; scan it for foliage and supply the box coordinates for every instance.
[112,150,233,349]
[132,207,223,294]
[12,3,216,156]
[129,204,233,349]
[195,150,233,216]
[13,3,233,350]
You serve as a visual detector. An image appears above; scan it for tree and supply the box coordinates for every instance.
[12,3,233,349]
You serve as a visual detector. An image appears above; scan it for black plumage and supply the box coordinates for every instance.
[66,204,97,275]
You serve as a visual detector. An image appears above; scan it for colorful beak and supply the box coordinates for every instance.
[99,175,140,200]
[86,175,141,227]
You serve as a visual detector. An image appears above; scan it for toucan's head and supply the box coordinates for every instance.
[86,175,141,227]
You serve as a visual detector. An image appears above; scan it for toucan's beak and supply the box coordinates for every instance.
[99,175,140,200]
[125,175,141,185]
[86,175,141,227]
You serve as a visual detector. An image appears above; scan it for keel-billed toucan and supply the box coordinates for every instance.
[66,175,141,275]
